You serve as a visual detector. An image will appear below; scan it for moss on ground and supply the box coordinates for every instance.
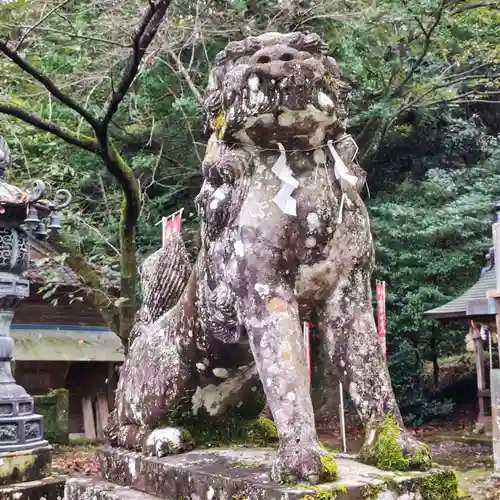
[358,415,432,472]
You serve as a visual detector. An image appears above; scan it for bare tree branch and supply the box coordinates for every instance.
[15,0,73,50]
[100,0,173,130]
[393,0,446,95]
[162,50,203,106]
[3,24,130,48]
[452,2,500,14]
[0,40,100,128]
[0,103,98,153]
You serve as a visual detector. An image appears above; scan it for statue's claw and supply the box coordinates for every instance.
[271,443,336,485]
[144,427,194,458]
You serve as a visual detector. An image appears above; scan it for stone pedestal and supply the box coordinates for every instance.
[0,446,52,485]
[65,446,460,500]
[0,304,47,452]
[0,476,66,500]
[0,446,66,499]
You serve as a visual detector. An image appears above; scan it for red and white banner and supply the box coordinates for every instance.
[376,281,387,360]
[162,209,183,248]
[303,321,311,384]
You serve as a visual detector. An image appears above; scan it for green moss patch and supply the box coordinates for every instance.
[418,470,460,500]
[300,485,347,499]
[230,460,262,469]
[320,455,338,482]
[161,394,278,449]
[365,469,460,500]
[360,484,383,499]
[34,388,69,445]
[358,415,432,472]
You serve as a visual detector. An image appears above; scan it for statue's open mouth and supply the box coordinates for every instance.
[229,59,333,113]
[206,54,347,138]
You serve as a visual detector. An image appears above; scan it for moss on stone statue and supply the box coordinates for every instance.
[417,470,460,500]
[358,415,432,472]
[361,469,460,500]
[188,415,278,447]
[320,455,338,482]
[300,485,347,500]
[34,388,69,445]
[360,484,383,499]
[230,460,262,469]
[160,394,277,449]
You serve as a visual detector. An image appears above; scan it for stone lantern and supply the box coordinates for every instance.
[0,136,70,494]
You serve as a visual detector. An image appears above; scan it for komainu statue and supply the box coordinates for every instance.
[105,31,431,484]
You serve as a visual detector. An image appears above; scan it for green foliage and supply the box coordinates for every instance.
[369,119,500,423]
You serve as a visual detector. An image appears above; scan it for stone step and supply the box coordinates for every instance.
[65,476,160,500]
[96,445,459,499]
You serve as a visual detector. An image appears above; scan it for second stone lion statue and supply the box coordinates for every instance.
[105,31,431,484]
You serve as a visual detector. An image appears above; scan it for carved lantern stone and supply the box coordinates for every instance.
[0,137,71,452]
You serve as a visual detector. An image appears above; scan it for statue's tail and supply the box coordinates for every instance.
[140,231,192,321]
[128,232,192,348]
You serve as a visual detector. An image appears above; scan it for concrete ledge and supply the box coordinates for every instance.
[65,476,160,500]
[0,446,53,485]
[0,475,66,499]
[97,446,459,499]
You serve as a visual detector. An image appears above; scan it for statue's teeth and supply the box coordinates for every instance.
[318,91,334,110]
[248,75,259,91]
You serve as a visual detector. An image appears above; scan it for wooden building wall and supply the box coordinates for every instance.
[12,286,118,437]
[13,287,106,327]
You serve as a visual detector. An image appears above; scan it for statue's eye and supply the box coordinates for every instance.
[257,55,271,64]
[280,53,293,62]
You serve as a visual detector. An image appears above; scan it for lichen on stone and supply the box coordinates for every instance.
[358,414,432,472]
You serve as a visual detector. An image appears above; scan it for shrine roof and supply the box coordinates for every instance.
[425,266,497,320]
[11,325,124,362]
[23,237,119,289]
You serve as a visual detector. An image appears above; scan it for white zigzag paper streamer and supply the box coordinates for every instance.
[271,143,299,216]
[326,140,358,224]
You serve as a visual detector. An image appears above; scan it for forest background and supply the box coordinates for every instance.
[0,0,499,425]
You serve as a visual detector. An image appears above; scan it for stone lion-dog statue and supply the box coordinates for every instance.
[105,31,431,485]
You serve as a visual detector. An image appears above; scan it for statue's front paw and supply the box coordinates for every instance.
[271,444,337,485]
[145,427,194,457]
[359,416,432,471]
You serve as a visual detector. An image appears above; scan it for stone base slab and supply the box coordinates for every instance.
[0,475,66,499]
[96,446,459,499]
[0,446,53,485]
[65,476,160,500]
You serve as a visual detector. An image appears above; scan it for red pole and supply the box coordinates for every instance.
[376,281,387,360]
